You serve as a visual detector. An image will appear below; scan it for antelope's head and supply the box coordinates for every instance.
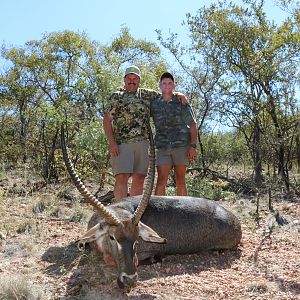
[61,123,165,289]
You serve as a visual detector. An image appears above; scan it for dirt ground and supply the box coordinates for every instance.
[0,172,299,300]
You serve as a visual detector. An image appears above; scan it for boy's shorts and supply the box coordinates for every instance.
[110,140,149,175]
[156,146,189,166]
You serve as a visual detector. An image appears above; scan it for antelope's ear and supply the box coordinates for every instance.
[138,222,167,244]
[78,223,100,244]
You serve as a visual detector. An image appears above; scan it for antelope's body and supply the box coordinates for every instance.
[87,195,242,261]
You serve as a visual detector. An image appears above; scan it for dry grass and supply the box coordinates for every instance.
[0,169,299,300]
[0,274,42,300]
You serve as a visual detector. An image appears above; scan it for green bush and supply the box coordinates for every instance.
[187,175,235,200]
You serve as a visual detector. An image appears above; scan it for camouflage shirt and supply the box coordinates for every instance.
[104,88,160,144]
[150,94,196,149]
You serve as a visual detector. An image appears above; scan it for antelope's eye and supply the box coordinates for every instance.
[109,235,115,241]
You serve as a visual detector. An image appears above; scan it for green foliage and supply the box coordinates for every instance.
[110,26,161,63]
[187,175,235,201]
[0,7,299,191]
[201,130,250,169]
[0,27,169,179]
[74,119,108,163]
[0,114,22,164]
[1,30,110,173]
[105,26,168,92]
[165,186,176,196]
[158,0,299,191]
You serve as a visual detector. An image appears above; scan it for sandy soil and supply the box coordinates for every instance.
[0,177,299,300]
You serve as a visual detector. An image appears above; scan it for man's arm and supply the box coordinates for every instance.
[139,88,188,105]
[103,112,119,157]
[139,86,189,105]
[174,92,188,105]
[139,88,160,102]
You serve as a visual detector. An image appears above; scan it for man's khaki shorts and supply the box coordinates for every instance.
[156,146,189,166]
[110,140,150,175]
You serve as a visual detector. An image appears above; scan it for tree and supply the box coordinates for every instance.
[0,28,168,185]
[159,0,300,191]
[0,47,39,164]
[1,31,110,180]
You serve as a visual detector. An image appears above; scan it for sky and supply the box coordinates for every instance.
[0,0,288,58]
[0,0,293,132]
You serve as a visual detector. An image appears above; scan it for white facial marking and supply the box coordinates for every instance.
[120,271,138,282]
[95,227,107,248]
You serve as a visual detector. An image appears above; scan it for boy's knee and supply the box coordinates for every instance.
[157,177,168,185]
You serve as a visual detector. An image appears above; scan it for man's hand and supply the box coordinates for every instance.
[175,92,188,105]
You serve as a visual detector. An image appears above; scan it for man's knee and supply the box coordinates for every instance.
[130,174,146,195]
[115,173,130,184]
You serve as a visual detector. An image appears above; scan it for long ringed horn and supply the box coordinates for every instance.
[61,124,121,226]
[132,121,155,225]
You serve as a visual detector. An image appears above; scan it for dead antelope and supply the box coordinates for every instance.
[61,124,242,289]
[61,123,166,289]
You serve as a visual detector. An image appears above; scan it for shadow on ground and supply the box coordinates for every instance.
[41,242,242,299]
[138,248,242,281]
[41,242,82,276]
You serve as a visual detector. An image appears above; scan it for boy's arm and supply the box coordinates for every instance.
[189,123,198,145]
[188,123,197,161]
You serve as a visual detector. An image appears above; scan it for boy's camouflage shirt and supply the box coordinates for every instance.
[150,94,196,149]
[104,88,160,144]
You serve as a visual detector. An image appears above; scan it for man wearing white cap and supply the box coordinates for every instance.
[103,65,187,200]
